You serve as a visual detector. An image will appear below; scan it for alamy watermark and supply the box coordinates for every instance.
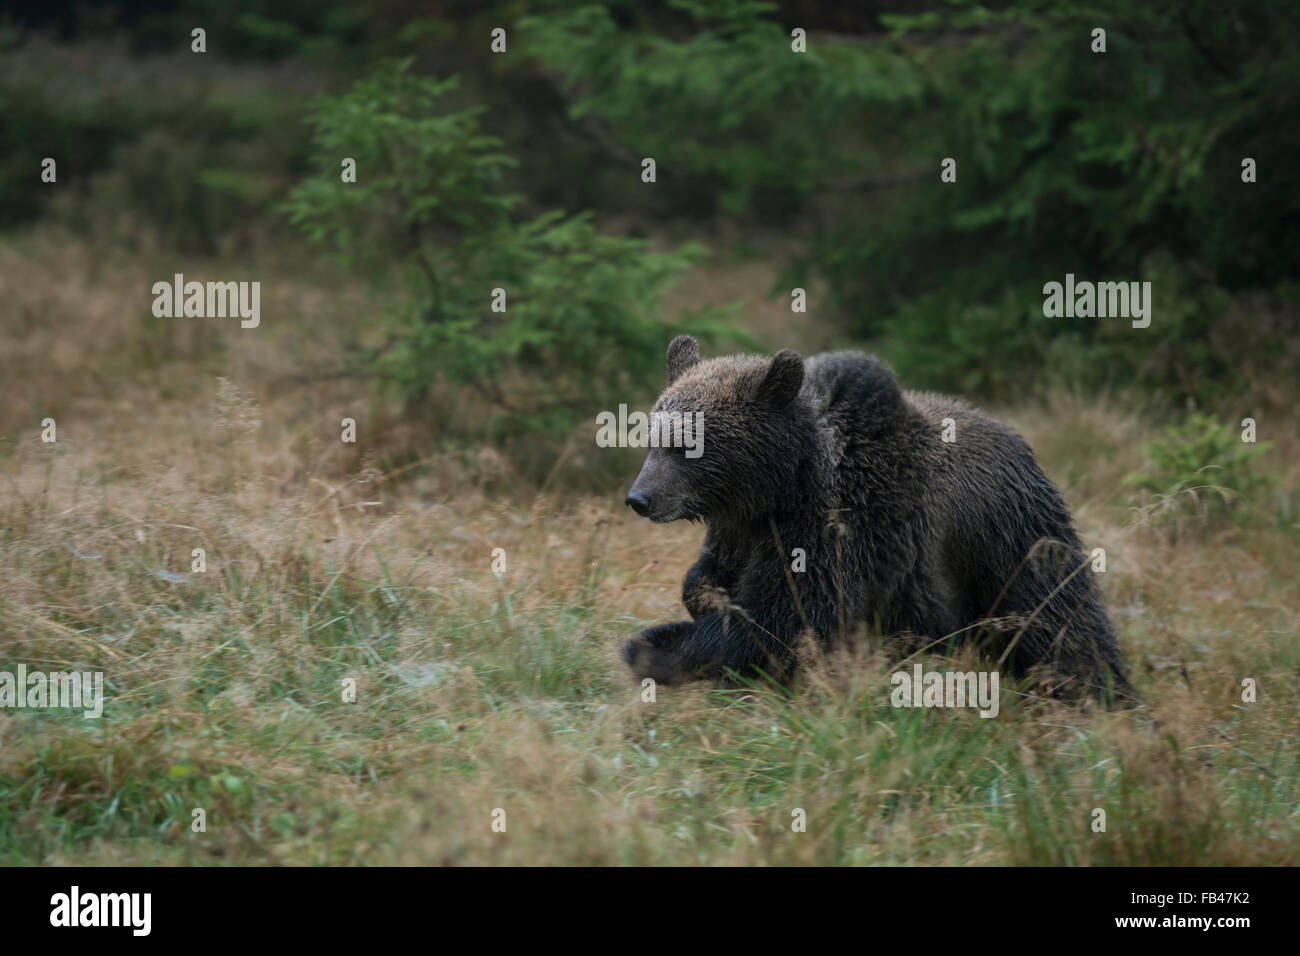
[50,886,150,936]
[151,273,260,328]
[1042,274,1150,328]
[891,664,999,718]
[596,404,704,458]
[0,664,104,718]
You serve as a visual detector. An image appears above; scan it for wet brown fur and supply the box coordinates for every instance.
[623,335,1136,704]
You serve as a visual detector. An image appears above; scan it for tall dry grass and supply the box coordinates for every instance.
[1,224,1297,864]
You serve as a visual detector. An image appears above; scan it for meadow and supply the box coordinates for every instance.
[2,221,1297,865]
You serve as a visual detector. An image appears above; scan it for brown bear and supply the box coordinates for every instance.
[622,334,1135,703]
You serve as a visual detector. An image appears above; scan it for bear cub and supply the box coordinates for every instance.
[622,335,1134,702]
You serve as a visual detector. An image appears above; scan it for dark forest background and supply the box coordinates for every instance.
[5,0,1297,444]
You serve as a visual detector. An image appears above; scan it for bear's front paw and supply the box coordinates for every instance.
[622,621,693,685]
[622,636,679,684]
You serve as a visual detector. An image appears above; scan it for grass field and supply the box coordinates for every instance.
[2,224,1298,865]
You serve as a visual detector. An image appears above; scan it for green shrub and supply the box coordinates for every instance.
[284,58,740,436]
[1125,412,1275,520]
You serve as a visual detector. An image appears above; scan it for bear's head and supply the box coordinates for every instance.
[625,334,813,524]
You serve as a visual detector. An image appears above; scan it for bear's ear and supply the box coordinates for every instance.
[756,349,804,406]
[666,334,700,385]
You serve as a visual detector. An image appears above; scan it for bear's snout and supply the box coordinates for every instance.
[627,448,689,522]
[625,489,651,517]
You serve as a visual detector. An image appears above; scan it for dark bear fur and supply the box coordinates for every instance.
[622,335,1135,703]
